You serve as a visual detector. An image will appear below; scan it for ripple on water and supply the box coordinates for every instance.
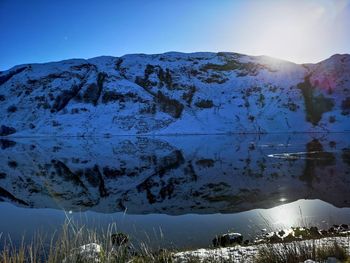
[268,151,338,160]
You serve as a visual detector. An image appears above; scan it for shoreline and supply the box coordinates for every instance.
[174,236,350,262]
[1,222,350,262]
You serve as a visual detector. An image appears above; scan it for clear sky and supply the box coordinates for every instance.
[1,0,349,70]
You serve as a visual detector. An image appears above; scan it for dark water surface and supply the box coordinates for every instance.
[0,134,349,249]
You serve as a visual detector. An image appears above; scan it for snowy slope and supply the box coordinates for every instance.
[0,52,349,136]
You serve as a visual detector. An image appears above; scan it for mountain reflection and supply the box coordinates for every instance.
[0,134,349,215]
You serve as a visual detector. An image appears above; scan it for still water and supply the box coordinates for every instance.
[0,133,349,249]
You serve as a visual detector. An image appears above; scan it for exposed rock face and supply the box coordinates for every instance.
[0,52,349,136]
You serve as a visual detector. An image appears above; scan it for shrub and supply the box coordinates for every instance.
[8,160,18,168]
[190,69,199,76]
[103,167,126,178]
[155,91,184,118]
[135,76,155,90]
[203,75,228,84]
[298,77,334,126]
[182,86,196,106]
[51,85,80,112]
[115,58,123,70]
[284,102,298,112]
[102,91,123,103]
[0,125,16,136]
[248,115,255,122]
[82,72,107,105]
[258,93,265,107]
[196,159,215,168]
[329,116,336,123]
[52,120,60,127]
[201,59,259,77]
[7,105,17,113]
[195,99,214,108]
[341,97,350,111]
[164,68,173,88]
[201,60,240,71]
[82,83,99,103]
[342,148,350,166]
[0,66,27,85]
[96,72,107,104]
[139,104,156,114]
[0,139,16,150]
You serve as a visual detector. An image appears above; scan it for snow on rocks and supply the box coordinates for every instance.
[63,243,102,263]
[304,258,339,263]
[79,243,102,257]
[174,237,350,263]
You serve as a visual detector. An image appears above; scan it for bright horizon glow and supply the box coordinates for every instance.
[0,0,349,70]
[230,0,350,64]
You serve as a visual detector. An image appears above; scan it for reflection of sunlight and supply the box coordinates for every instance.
[263,202,299,227]
[259,200,334,230]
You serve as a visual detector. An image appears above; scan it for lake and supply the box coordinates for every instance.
[0,133,349,250]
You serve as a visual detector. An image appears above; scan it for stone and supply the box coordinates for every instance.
[309,226,321,237]
[321,230,328,236]
[213,233,243,247]
[63,243,101,263]
[78,243,101,262]
[278,230,285,237]
[269,233,283,243]
[328,227,336,233]
[340,224,348,230]
[111,232,129,246]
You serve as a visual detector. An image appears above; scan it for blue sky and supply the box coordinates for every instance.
[1,0,349,70]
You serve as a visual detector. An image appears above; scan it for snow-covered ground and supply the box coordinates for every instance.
[174,236,350,262]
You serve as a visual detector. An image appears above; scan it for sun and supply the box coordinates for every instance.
[256,20,307,62]
[238,0,349,63]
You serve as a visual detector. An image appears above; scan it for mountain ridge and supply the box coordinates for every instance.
[4,52,349,72]
[0,52,349,136]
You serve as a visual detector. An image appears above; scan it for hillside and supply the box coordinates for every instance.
[0,52,349,136]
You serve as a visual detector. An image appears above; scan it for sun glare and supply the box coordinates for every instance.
[239,0,349,63]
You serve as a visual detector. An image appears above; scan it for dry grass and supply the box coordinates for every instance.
[255,240,349,263]
[1,211,350,263]
[0,217,175,263]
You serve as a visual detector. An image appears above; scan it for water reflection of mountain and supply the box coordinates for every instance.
[0,134,349,215]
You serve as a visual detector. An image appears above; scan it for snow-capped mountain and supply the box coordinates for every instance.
[0,134,349,214]
[0,52,349,136]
